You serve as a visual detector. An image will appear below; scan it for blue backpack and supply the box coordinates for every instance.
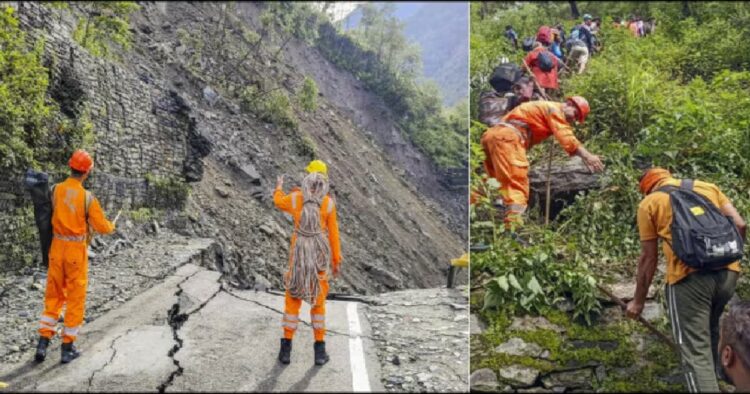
[537,50,554,72]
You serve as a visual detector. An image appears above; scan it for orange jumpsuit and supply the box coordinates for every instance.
[39,177,115,343]
[480,101,582,227]
[273,186,341,342]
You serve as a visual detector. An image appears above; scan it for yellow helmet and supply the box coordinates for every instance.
[306,160,328,175]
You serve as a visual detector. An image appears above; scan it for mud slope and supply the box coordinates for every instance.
[13,2,464,294]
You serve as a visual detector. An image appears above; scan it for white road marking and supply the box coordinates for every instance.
[347,302,371,392]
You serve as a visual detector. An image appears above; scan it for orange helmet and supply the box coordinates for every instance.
[639,167,671,194]
[566,96,590,123]
[69,149,94,173]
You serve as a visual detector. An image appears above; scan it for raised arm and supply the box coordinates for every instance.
[87,197,115,235]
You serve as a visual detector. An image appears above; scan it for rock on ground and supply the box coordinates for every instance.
[363,287,470,392]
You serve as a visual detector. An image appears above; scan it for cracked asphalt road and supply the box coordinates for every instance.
[0,263,386,392]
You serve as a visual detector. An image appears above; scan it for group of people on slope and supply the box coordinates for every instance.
[485,11,746,394]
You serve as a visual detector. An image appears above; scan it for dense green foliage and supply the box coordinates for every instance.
[240,85,298,130]
[299,76,318,112]
[471,2,750,323]
[266,2,467,169]
[72,2,140,60]
[0,7,53,172]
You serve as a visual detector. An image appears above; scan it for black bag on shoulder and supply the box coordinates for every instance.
[657,179,744,269]
[522,37,535,51]
[24,169,54,266]
[489,63,521,93]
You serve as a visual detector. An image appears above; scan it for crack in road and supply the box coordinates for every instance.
[86,328,134,390]
[157,271,222,393]
[222,289,372,340]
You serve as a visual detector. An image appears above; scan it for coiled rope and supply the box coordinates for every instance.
[285,172,332,304]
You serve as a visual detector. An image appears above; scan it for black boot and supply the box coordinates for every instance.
[61,342,80,364]
[314,341,330,366]
[34,337,50,363]
[278,338,292,364]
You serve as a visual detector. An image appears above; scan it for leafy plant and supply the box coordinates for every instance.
[72,2,140,60]
[299,76,318,112]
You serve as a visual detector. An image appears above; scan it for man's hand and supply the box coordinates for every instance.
[625,299,644,320]
[332,264,340,279]
[576,147,605,173]
[276,175,284,189]
[583,153,605,173]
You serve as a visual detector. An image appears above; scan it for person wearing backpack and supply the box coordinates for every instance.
[274,160,342,366]
[627,167,746,393]
[479,77,535,127]
[35,149,116,364]
[567,37,590,74]
[505,25,519,51]
[524,28,560,95]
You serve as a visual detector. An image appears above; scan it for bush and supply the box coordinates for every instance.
[0,6,54,174]
[299,76,318,112]
[145,174,190,210]
[240,86,298,130]
[72,2,140,60]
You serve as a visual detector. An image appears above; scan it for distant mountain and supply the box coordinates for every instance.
[343,3,468,107]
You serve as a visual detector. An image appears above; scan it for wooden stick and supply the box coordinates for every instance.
[544,143,554,226]
[596,284,679,351]
[521,60,555,226]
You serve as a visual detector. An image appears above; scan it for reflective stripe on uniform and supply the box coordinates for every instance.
[282,313,299,330]
[506,204,527,213]
[283,313,299,322]
[40,315,58,326]
[312,313,325,329]
[291,192,299,210]
[63,326,80,337]
[326,198,334,215]
[54,234,86,242]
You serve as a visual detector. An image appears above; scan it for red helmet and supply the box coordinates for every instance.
[69,149,94,173]
[536,26,552,45]
[566,96,590,123]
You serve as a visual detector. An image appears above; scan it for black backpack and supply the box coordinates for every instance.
[537,50,554,72]
[522,37,535,52]
[24,169,54,266]
[657,179,744,269]
[489,63,521,92]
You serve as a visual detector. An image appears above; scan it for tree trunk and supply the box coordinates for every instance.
[682,1,691,17]
[568,0,579,18]
[480,3,488,20]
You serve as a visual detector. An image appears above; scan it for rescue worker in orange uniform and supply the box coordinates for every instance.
[274,160,341,366]
[35,150,116,364]
[480,97,605,230]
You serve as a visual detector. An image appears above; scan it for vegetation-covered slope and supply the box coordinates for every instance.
[470,2,750,391]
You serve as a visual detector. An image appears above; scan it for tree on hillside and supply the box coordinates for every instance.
[350,3,422,82]
[569,0,580,18]
[72,1,140,58]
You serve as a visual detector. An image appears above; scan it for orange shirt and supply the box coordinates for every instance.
[51,177,115,239]
[637,178,741,285]
[629,22,639,36]
[502,101,582,155]
[273,186,342,267]
[523,46,559,89]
